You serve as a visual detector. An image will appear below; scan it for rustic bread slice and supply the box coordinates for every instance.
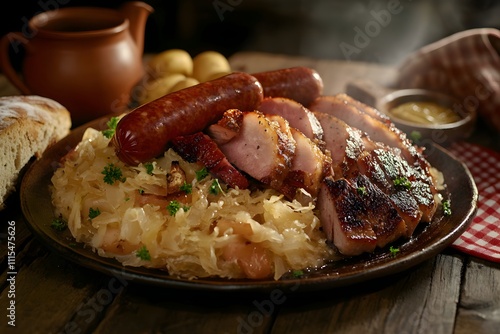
[0,95,71,210]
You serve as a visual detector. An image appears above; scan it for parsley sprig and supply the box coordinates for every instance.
[209,179,223,195]
[180,181,192,194]
[102,163,126,185]
[196,167,209,181]
[410,130,422,143]
[393,176,411,189]
[88,208,101,220]
[102,116,119,139]
[442,200,452,216]
[357,186,367,196]
[167,200,190,216]
[144,162,154,175]
[136,246,151,261]
[389,245,400,257]
[51,217,67,231]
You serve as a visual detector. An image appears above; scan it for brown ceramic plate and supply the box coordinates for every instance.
[20,116,478,292]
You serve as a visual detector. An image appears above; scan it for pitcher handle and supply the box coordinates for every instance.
[0,32,32,94]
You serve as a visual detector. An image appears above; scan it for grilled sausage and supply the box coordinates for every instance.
[252,67,323,107]
[112,72,263,165]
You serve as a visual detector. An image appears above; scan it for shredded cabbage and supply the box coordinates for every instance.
[51,127,336,280]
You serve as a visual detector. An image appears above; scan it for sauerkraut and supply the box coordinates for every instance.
[51,126,336,280]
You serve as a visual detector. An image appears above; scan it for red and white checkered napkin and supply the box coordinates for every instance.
[447,141,500,262]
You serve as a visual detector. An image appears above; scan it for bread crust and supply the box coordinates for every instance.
[0,95,71,210]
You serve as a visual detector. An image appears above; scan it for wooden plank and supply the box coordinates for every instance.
[0,237,115,333]
[93,285,279,334]
[0,202,33,269]
[455,257,500,334]
[382,253,463,333]
[271,253,463,334]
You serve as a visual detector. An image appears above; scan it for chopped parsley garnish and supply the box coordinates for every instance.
[410,130,422,143]
[196,167,209,181]
[138,189,145,195]
[88,207,101,219]
[136,246,151,261]
[292,270,304,278]
[443,200,452,216]
[357,186,367,196]
[393,176,411,189]
[180,181,192,194]
[167,200,181,216]
[167,200,190,216]
[209,179,223,195]
[102,116,119,139]
[51,217,67,231]
[389,245,400,257]
[102,163,126,185]
[144,162,154,175]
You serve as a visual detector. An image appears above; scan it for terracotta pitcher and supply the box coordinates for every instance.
[0,1,153,126]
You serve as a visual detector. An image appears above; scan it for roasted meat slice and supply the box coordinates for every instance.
[312,96,438,222]
[356,150,423,236]
[208,110,296,190]
[317,176,377,256]
[171,132,249,189]
[205,108,244,145]
[266,114,295,143]
[314,111,367,175]
[314,109,436,237]
[371,148,436,225]
[351,174,407,246]
[279,127,332,200]
[310,95,437,188]
[317,173,408,255]
[311,94,391,124]
[313,112,352,167]
[310,94,421,165]
[258,97,324,144]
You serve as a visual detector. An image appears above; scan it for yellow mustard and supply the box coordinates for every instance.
[389,101,461,125]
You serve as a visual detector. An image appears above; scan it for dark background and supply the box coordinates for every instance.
[1,0,499,65]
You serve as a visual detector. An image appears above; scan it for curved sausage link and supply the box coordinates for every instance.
[252,66,323,107]
[112,72,263,165]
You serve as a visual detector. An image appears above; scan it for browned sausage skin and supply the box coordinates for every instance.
[252,66,323,107]
[112,72,264,165]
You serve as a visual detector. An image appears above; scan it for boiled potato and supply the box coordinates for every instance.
[146,49,193,78]
[192,51,231,82]
[139,73,186,104]
[170,77,199,93]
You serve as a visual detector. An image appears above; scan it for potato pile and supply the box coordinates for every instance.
[139,49,232,104]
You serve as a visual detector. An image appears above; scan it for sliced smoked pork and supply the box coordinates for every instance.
[310,94,421,165]
[208,110,296,190]
[279,127,332,201]
[317,176,377,255]
[311,95,438,222]
[171,132,250,189]
[313,111,367,175]
[258,97,324,145]
[317,173,409,255]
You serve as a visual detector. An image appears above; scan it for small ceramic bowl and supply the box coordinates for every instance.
[346,81,477,146]
[377,88,477,145]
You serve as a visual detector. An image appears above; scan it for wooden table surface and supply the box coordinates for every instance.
[1,51,499,334]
